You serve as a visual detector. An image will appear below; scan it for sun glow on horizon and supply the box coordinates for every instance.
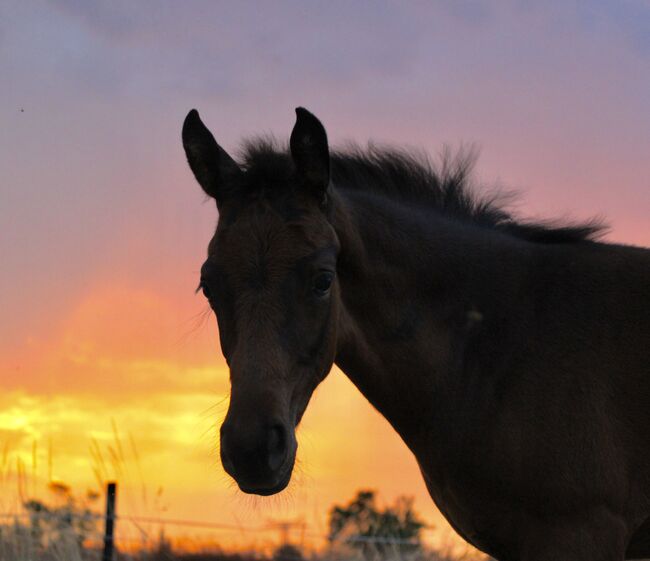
[0,276,450,549]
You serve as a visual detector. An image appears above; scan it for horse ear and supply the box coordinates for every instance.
[182,109,241,205]
[290,107,330,203]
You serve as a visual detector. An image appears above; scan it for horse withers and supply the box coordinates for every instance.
[182,107,650,561]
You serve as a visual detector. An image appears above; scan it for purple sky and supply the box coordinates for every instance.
[2,0,649,380]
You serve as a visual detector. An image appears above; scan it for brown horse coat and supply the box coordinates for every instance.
[182,107,650,561]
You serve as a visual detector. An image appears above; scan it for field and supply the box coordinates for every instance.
[0,509,477,561]
[0,435,482,561]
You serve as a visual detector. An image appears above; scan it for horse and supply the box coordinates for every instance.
[181,107,650,561]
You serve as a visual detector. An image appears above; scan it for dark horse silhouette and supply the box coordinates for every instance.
[182,107,650,561]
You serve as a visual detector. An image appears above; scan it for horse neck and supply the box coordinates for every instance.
[330,187,531,450]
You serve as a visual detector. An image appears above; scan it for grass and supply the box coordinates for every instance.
[0,430,486,561]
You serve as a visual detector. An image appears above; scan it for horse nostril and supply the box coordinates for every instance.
[267,424,288,471]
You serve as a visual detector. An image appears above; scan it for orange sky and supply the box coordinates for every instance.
[0,277,450,551]
[1,1,649,554]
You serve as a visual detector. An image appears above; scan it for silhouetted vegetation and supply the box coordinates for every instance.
[23,481,102,549]
[0,485,475,561]
[328,490,426,561]
[136,549,267,561]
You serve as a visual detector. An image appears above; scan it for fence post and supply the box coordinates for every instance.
[102,482,117,561]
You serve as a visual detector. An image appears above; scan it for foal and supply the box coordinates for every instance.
[182,107,650,561]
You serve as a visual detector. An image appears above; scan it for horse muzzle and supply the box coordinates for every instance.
[220,416,296,495]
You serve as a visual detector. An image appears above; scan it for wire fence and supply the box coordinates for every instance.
[0,510,432,544]
[0,514,456,561]
[0,483,476,561]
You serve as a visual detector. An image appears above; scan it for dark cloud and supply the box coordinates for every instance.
[38,0,424,99]
[440,0,493,26]
[582,0,650,56]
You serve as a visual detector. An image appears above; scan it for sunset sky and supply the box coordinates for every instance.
[1,0,649,551]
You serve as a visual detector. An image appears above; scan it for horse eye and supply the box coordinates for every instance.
[200,282,212,299]
[313,272,334,296]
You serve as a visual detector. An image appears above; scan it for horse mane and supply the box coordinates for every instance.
[239,137,607,244]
